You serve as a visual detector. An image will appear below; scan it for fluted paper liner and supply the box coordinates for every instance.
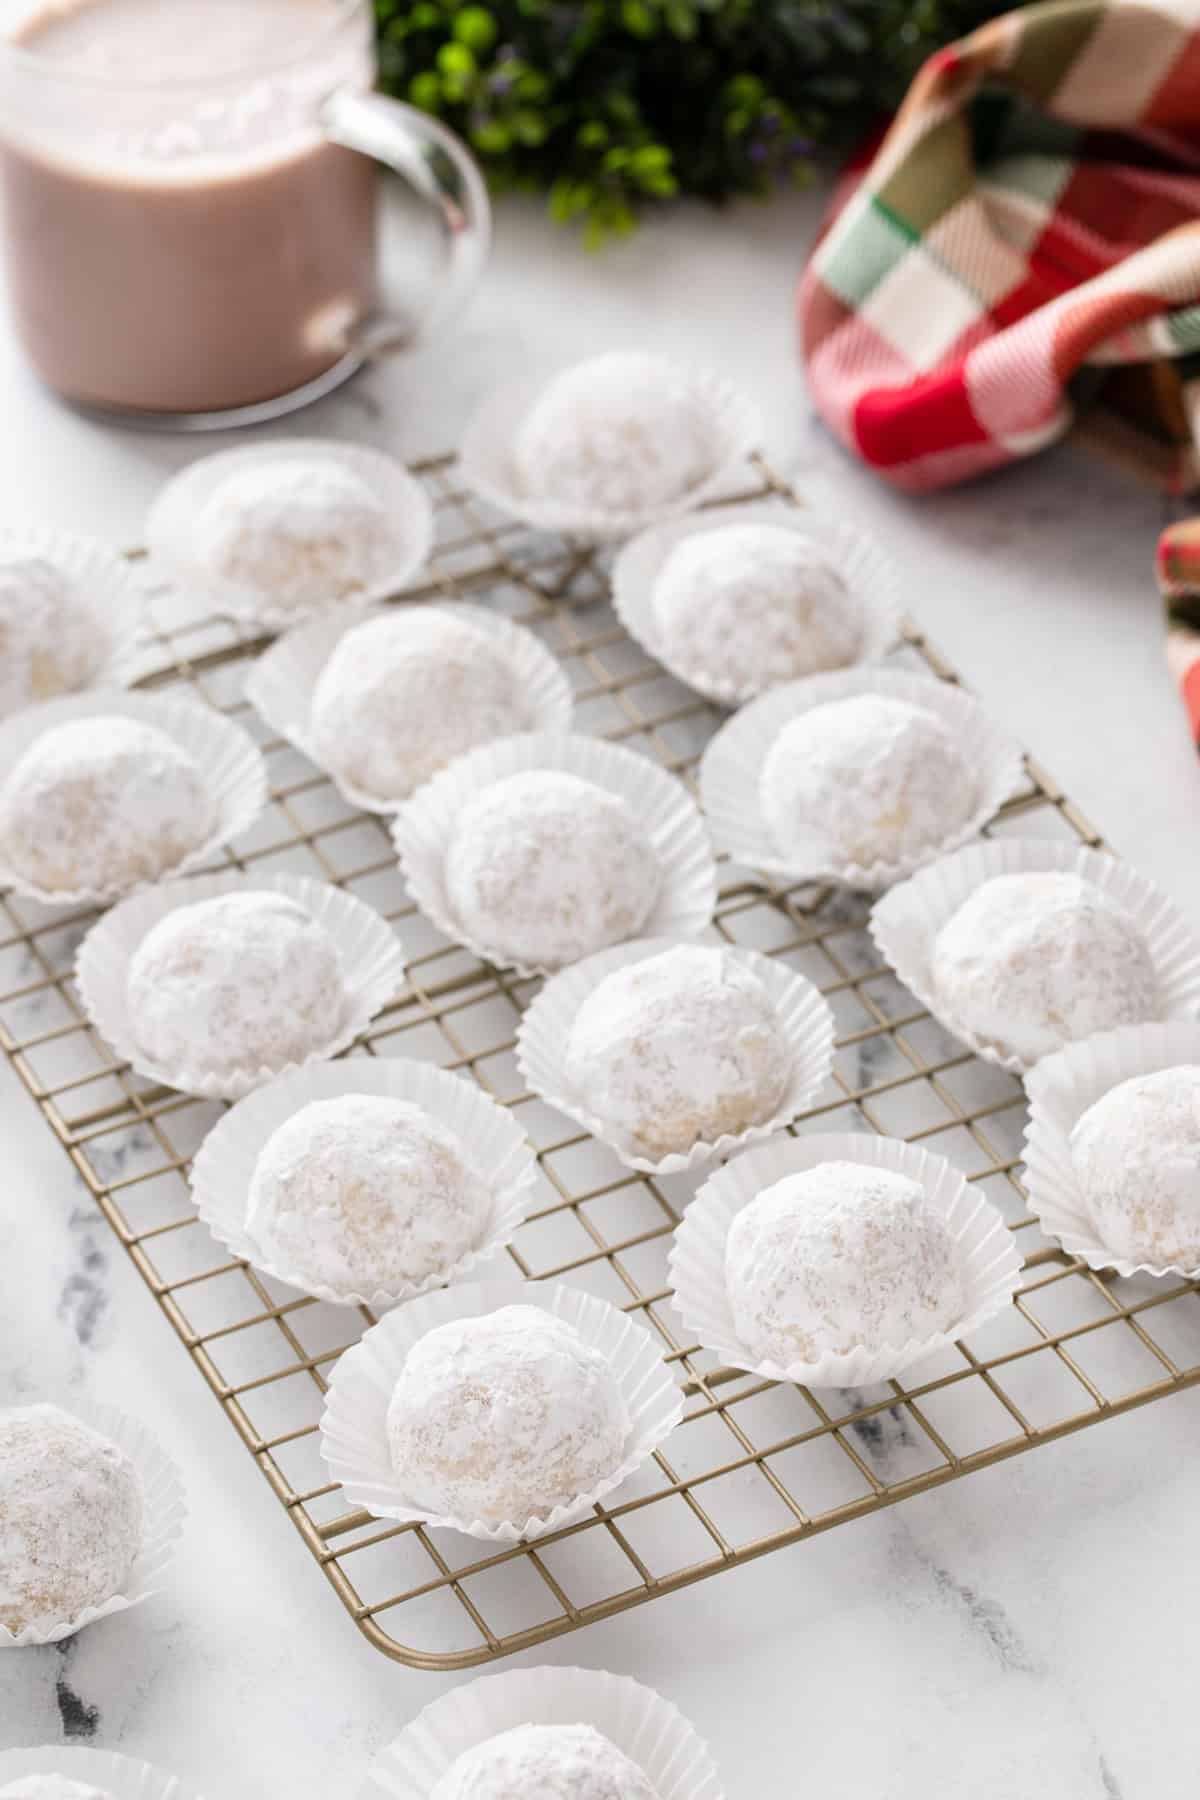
[0,1749,204,1800]
[190,1058,538,1306]
[245,599,573,814]
[459,363,761,544]
[612,501,900,708]
[669,1131,1022,1389]
[516,936,835,1174]
[0,688,267,907]
[1024,1020,1200,1277]
[870,839,1200,1075]
[320,1278,683,1542]
[76,869,407,1101]
[0,1398,186,1649]
[393,732,717,978]
[362,1665,724,1800]
[699,667,1025,892]
[0,522,148,704]
[145,438,434,630]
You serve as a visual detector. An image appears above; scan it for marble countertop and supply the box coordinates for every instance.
[3,184,1200,1799]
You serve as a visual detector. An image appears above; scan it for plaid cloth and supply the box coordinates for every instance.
[797,0,1200,741]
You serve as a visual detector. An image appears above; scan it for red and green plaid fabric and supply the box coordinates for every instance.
[797,0,1200,742]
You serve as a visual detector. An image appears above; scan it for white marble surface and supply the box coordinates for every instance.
[4,183,1200,1797]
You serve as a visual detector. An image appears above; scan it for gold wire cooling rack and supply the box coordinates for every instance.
[5,451,1200,1672]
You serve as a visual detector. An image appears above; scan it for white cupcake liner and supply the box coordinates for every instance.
[612,501,900,708]
[699,667,1025,892]
[0,521,148,709]
[392,732,717,979]
[244,599,573,814]
[189,1057,538,1307]
[0,1397,186,1649]
[362,1665,724,1800]
[459,364,761,544]
[320,1278,684,1542]
[516,936,835,1175]
[1024,1020,1200,1277]
[75,869,407,1101]
[144,438,434,630]
[669,1131,1023,1389]
[0,1749,204,1800]
[870,839,1200,1076]
[0,688,268,907]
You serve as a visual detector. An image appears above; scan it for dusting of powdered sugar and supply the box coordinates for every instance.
[0,716,214,895]
[245,1094,492,1296]
[0,1403,143,1638]
[193,458,398,612]
[932,872,1160,1065]
[1071,1064,1200,1267]
[0,1781,116,1800]
[725,1162,965,1365]
[565,944,791,1158]
[430,1725,661,1800]
[0,557,109,719]
[386,1305,630,1525]
[515,353,715,514]
[653,523,861,693]
[127,892,345,1080]
[444,770,661,970]
[310,609,530,804]
[760,695,973,870]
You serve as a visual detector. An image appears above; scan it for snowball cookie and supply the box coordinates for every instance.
[515,353,715,514]
[1070,1065,1200,1267]
[760,695,973,870]
[0,1780,116,1800]
[565,945,792,1158]
[310,609,529,803]
[430,1724,660,1800]
[0,716,213,895]
[0,556,108,719]
[194,458,395,611]
[725,1162,966,1365]
[127,892,345,1080]
[931,872,1160,1065]
[245,1094,492,1295]
[386,1305,630,1523]
[444,771,661,969]
[653,523,862,693]
[0,1403,143,1638]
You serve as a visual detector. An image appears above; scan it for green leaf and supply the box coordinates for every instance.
[452,6,497,52]
[407,70,442,111]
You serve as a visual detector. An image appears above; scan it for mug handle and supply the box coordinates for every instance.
[320,88,492,359]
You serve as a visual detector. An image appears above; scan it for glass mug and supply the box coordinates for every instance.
[0,0,490,427]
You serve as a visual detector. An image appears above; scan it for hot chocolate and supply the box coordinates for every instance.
[0,0,378,415]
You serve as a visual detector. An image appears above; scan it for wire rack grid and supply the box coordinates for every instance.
[4,451,1200,1671]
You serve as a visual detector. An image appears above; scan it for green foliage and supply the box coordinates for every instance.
[374,0,1004,242]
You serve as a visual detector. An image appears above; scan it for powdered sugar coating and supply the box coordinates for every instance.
[194,458,397,613]
[725,1162,965,1365]
[515,354,715,514]
[0,1403,143,1638]
[565,945,791,1158]
[386,1305,630,1524]
[310,610,529,803]
[445,771,661,970]
[760,695,973,870]
[245,1094,492,1296]
[0,1780,115,1800]
[0,557,109,719]
[430,1724,660,1800]
[0,716,214,895]
[932,873,1160,1065]
[127,892,345,1081]
[653,523,862,694]
[1070,1064,1200,1267]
